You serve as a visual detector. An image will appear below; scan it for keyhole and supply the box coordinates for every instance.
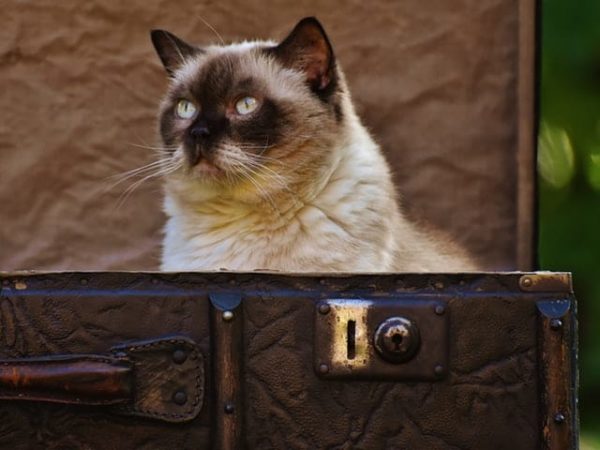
[347,320,356,360]
[392,333,403,351]
[374,316,420,363]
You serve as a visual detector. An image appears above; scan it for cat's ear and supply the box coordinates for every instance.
[273,17,335,91]
[150,30,199,75]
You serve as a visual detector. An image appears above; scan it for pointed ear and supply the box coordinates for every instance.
[150,29,198,75]
[273,17,335,91]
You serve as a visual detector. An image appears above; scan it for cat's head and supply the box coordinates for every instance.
[151,17,348,201]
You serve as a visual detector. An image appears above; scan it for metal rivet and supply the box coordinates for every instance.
[224,403,235,414]
[152,278,159,284]
[554,412,566,424]
[434,365,445,377]
[550,318,563,330]
[318,363,329,374]
[222,311,234,322]
[319,279,326,285]
[434,282,444,290]
[318,303,330,315]
[434,305,445,315]
[173,390,187,405]
[80,278,88,286]
[519,276,533,289]
[172,349,187,364]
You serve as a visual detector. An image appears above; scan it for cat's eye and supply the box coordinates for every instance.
[235,96,259,115]
[176,99,198,120]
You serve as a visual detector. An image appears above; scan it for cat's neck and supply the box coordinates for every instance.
[164,153,341,234]
[164,127,364,233]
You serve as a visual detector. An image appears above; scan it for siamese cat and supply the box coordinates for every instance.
[151,17,476,272]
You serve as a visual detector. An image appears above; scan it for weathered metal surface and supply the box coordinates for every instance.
[373,316,421,363]
[314,298,448,380]
[519,273,573,292]
[537,299,578,450]
[0,272,577,449]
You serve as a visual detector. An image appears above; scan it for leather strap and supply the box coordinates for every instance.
[0,336,204,423]
[0,355,131,405]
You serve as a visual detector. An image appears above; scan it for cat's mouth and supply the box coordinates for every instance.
[192,159,224,177]
[183,144,226,179]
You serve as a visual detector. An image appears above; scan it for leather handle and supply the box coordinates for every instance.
[0,355,133,405]
[0,336,205,423]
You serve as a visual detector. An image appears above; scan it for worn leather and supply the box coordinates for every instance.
[0,273,211,450]
[0,272,577,449]
[111,336,205,422]
[0,354,132,405]
[242,274,542,450]
[0,336,204,423]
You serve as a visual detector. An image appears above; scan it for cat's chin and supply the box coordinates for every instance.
[190,159,225,180]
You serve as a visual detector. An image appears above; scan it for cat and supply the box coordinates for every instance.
[151,17,476,272]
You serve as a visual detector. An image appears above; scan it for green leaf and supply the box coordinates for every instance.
[538,122,576,189]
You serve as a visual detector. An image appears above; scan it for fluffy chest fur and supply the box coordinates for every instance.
[162,128,399,272]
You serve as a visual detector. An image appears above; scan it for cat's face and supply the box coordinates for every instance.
[151,18,345,200]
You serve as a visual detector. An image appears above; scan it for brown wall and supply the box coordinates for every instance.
[0,0,529,271]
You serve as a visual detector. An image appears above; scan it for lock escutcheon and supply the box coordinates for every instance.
[314,299,447,380]
[373,316,421,363]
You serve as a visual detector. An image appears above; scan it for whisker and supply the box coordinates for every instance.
[128,142,178,152]
[106,158,173,186]
[114,162,182,210]
[196,14,225,46]
[235,165,283,217]
[222,151,303,216]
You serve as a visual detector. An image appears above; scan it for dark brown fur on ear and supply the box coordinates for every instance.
[273,17,336,92]
[150,29,198,75]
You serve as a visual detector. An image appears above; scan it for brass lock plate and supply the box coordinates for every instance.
[314,298,449,380]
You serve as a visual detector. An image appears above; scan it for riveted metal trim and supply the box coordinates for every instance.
[210,293,243,450]
[519,273,572,293]
[537,299,578,450]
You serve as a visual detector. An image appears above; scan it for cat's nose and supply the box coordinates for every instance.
[190,124,210,139]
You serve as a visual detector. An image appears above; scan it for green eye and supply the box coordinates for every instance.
[176,99,197,119]
[235,96,258,115]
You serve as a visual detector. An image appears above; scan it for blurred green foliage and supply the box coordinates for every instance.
[540,0,600,441]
